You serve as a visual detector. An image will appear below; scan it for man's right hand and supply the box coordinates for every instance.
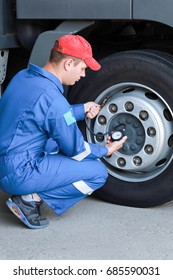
[105,136,127,156]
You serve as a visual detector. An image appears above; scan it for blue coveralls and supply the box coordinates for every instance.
[0,64,108,215]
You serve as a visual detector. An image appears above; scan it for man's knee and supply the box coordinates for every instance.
[100,161,108,184]
[93,160,108,187]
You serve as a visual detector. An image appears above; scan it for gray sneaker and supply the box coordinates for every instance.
[6,195,49,229]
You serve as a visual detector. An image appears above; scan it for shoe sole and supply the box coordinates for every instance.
[6,198,48,229]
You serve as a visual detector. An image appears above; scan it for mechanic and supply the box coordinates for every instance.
[0,34,127,229]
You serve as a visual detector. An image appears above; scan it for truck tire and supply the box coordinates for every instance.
[68,50,173,207]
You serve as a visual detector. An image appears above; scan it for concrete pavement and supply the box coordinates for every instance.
[1,189,173,260]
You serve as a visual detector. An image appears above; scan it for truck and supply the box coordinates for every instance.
[1,0,173,208]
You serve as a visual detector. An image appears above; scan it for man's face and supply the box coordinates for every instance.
[63,59,87,85]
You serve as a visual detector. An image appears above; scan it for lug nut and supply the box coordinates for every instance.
[109,103,118,113]
[98,115,106,125]
[136,137,143,145]
[133,156,142,166]
[147,127,156,137]
[117,157,126,167]
[145,145,154,154]
[96,132,104,142]
[139,110,149,121]
[125,101,134,111]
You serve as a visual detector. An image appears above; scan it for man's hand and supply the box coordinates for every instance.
[84,101,101,119]
[105,136,128,156]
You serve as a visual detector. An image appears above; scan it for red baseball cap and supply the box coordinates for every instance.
[53,34,101,71]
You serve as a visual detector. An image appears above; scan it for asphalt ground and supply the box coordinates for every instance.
[1,189,173,260]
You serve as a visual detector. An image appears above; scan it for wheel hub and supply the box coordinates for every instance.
[86,83,173,182]
[108,113,145,155]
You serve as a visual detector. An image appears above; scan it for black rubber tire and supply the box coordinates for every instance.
[68,50,173,207]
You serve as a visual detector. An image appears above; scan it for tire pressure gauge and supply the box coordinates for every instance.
[110,125,126,141]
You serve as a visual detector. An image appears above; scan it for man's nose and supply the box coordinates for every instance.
[81,70,86,77]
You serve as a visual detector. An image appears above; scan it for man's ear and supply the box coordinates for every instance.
[64,58,74,71]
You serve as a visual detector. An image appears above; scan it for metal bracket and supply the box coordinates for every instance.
[0,50,9,84]
[0,50,9,96]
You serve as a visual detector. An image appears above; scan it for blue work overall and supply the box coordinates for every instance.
[0,64,108,215]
